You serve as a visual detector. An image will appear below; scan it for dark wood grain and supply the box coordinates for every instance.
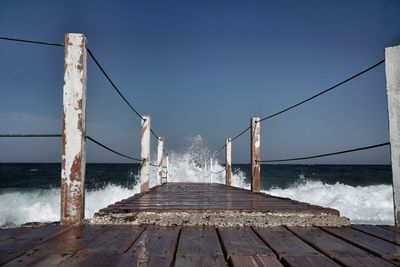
[175,226,226,267]
[254,227,339,267]
[0,225,70,265]
[128,225,180,267]
[323,226,400,265]
[352,224,400,246]
[99,183,339,216]
[5,225,110,266]
[289,226,396,267]
[218,227,276,258]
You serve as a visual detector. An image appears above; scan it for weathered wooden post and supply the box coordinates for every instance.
[166,153,170,182]
[225,138,232,186]
[141,116,150,192]
[210,158,213,183]
[157,137,165,185]
[251,117,260,192]
[386,45,400,226]
[61,33,87,226]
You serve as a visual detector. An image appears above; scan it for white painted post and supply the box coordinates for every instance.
[204,161,208,183]
[166,154,170,182]
[61,33,87,226]
[157,137,165,185]
[386,45,400,226]
[251,117,261,192]
[225,138,232,186]
[210,158,213,183]
[141,116,150,192]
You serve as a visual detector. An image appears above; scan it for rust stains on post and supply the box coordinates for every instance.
[251,117,260,192]
[225,138,232,186]
[61,33,87,226]
[157,137,165,185]
[386,45,400,226]
[141,116,151,192]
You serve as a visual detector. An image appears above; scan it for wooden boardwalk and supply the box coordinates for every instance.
[95,183,348,227]
[1,224,400,266]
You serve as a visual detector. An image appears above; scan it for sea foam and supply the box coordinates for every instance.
[0,135,394,226]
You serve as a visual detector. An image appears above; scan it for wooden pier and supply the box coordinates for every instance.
[2,223,400,266]
[94,183,348,227]
[2,183,398,267]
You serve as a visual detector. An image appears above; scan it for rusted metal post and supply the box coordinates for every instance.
[251,117,260,192]
[386,45,400,226]
[225,138,232,186]
[157,137,165,185]
[61,33,87,226]
[141,116,150,192]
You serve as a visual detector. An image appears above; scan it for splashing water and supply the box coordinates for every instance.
[0,135,395,226]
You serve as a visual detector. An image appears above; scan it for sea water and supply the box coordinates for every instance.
[0,137,393,227]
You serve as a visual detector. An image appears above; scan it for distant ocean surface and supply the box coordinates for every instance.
[0,162,393,227]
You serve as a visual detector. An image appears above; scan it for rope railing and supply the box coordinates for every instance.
[86,136,142,162]
[86,48,161,140]
[258,142,390,163]
[0,35,162,141]
[0,36,64,47]
[208,58,385,166]
[0,134,62,138]
[0,133,142,162]
[257,59,385,123]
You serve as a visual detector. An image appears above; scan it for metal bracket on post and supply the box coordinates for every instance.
[61,33,87,226]
[141,116,150,192]
[251,117,260,192]
[225,138,232,186]
[386,45,400,226]
[157,137,165,185]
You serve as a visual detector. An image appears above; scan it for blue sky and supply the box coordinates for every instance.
[0,0,399,164]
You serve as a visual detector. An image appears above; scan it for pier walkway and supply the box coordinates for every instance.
[2,223,400,266]
[94,183,348,227]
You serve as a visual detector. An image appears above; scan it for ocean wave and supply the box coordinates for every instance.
[265,180,394,225]
[0,184,137,228]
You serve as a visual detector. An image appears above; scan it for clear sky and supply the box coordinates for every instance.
[0,0,399,164]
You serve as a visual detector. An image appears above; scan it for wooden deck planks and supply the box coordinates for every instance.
[218,227,283,267]
[0,225,70,265]
[1,225,400,266]
[175,226,226,267]
[254,227,340,267]
[290,226,397,267]
[323,226,400,265]
[59,225,145,266]
[128,225,180,266]
[5,225,110,266]
[352,224,400,246]
[99,183,339,216]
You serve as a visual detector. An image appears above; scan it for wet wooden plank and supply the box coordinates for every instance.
[352,225,400,246]
[80,225,145,252]
[0,227,31,243]
[289,227,396,267]
[5,225,110,266]
[323,227,400,265]
[99,183,339,216]
[254,227,339,267]
[230,256,283,267]
[380,225,400,233]
[175,226,226,267]
[61,225,145,266]
[217,227,281,267]
[0,225,70,265]
[128,225,180,267]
